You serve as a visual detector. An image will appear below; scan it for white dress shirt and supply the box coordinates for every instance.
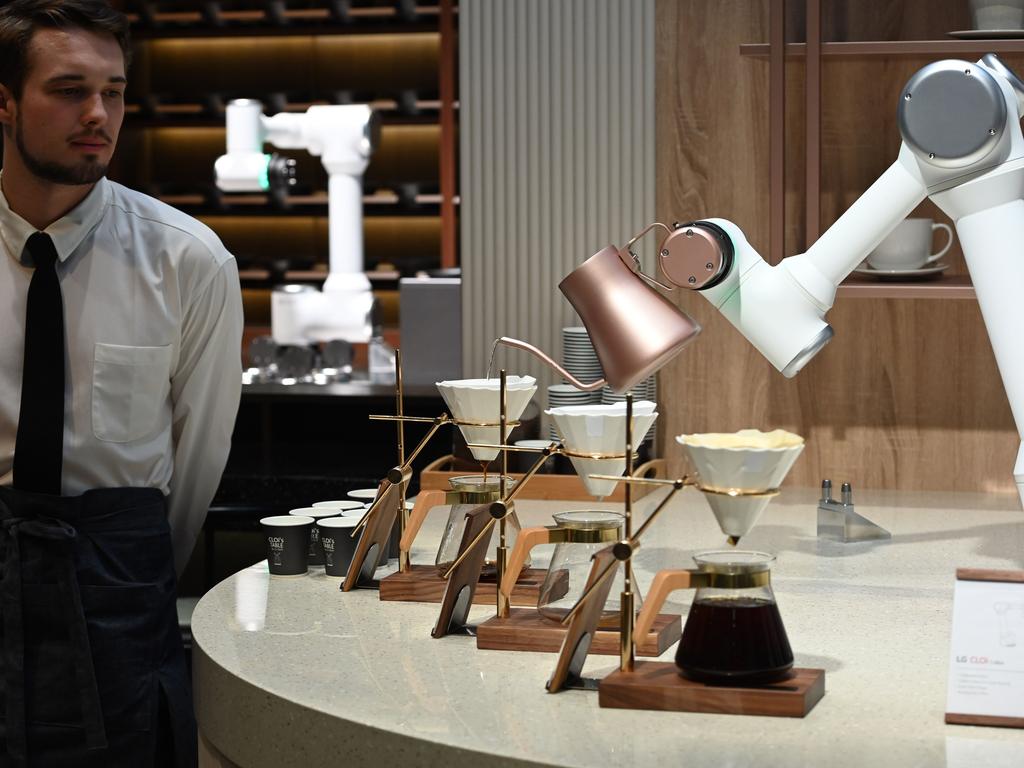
[0,176,243,572]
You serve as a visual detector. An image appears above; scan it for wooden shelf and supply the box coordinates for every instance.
[127,5,444,38]
[158,191,457,210]
[741,39,1024,58]
[237,268,400,283]
[837,274,975,299]
[125,100,455,122]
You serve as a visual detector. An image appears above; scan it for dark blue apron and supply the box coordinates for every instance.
[0,486,196,767]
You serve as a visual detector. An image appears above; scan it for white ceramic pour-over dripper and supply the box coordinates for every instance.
[546,401,658,498]
[437,376,538,462]
[677,429,804,541]
[701,492,776,541]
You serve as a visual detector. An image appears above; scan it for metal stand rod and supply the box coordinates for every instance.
[620,393,635,673]
[496,369,511,619]
[396,350,411,572]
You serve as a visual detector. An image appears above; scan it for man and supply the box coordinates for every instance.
[0,1,243,765]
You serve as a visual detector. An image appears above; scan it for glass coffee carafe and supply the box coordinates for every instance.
[502,510,631,629]
[636,550,793,685]
[434,475,521,576]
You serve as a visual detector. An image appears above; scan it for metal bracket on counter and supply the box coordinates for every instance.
[817,479,891,543]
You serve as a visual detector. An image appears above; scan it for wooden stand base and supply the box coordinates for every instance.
[946,712,1024,729]
[379,565,567,606]
[476,608,681,656]
[598,661,825,718]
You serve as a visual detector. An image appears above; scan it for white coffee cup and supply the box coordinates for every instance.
[866,219,953,271]
[970,0,1024,30]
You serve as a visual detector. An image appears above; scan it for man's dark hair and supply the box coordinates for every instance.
[0,0,131,98]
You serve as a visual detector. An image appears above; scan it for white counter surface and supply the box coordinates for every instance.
[193,487,1024,767]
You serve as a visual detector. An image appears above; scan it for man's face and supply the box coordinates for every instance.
[3,27,126,186]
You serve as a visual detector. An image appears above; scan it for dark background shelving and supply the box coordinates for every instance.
[108,0,459,328]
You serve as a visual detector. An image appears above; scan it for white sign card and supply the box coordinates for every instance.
[946,570,1024,727]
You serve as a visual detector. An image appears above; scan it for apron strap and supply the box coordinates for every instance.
[0,508,108,763]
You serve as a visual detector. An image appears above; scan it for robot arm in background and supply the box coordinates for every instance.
[214,99,381,344]
[662,54,1024,505]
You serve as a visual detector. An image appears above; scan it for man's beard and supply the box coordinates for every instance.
[14,112,108,185]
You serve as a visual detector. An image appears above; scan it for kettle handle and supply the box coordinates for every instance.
[620,222,677,292]
[399,489,448,557]
[500,526,554,599]
[634,569,698,638]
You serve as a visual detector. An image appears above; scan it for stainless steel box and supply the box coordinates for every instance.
[399,276,462,386]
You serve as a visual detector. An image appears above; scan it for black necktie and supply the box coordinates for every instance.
[12,233,65,495]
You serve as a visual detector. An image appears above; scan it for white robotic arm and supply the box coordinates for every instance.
[215,99,380,344]
[662,54,1024,504]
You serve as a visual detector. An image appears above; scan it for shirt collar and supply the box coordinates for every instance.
[0,176,111,266]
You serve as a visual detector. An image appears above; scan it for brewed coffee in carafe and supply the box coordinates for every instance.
[675,551,793,685]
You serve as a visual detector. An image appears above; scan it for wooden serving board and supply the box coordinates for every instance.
[379,565,566,606]
[476,608,681,657]
[599,662,825,718]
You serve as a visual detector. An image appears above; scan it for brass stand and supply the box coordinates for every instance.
[352,362,541,603]
[496,370,510,619]
[378,486,551,604]
[436,396,679,649]
[342,351,453,591]
[547,398,826,716]
[432,371,550,637]
[475,511,680,656]
[432,370,515,637]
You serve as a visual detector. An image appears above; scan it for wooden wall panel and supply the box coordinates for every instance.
[656,0,1019,494]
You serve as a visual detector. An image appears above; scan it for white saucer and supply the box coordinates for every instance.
[947,28,1024,38]
[853,262,950,278]
[348,488,382,500]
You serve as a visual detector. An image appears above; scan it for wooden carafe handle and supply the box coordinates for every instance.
[499,527,553,599]
[399,489,448,555]
[634,569,695,638]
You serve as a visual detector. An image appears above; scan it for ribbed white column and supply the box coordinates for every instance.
[459,0,655,392]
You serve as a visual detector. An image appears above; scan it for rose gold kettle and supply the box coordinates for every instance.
[499,223,702,393]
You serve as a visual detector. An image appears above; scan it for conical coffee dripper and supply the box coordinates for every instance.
[547,401,658,497]
[676,429,804,544]
[437,376,538,462]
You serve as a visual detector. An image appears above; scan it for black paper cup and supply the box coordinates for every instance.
[261,515,314,576]
[289,507,341,565]
[317,517,361,578]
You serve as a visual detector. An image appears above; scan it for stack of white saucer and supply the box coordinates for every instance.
[600,377,658,445]
[561,327,604,389]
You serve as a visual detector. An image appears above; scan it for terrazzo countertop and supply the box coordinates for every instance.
[193,487,1024,767]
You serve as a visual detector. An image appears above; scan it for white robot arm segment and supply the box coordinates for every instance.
[214,100,380,344]
[663,53,1024,504]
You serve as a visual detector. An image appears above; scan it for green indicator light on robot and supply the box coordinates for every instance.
[258,154,272,191]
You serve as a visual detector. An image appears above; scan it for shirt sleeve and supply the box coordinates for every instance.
[168,256,243,574]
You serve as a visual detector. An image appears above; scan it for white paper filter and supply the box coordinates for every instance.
[675,429,805,539]
[546,401,658,497]
[676,430,804,492]
[437,376,538,462]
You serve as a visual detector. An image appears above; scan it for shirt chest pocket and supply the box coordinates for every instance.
[92,343,174,443]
